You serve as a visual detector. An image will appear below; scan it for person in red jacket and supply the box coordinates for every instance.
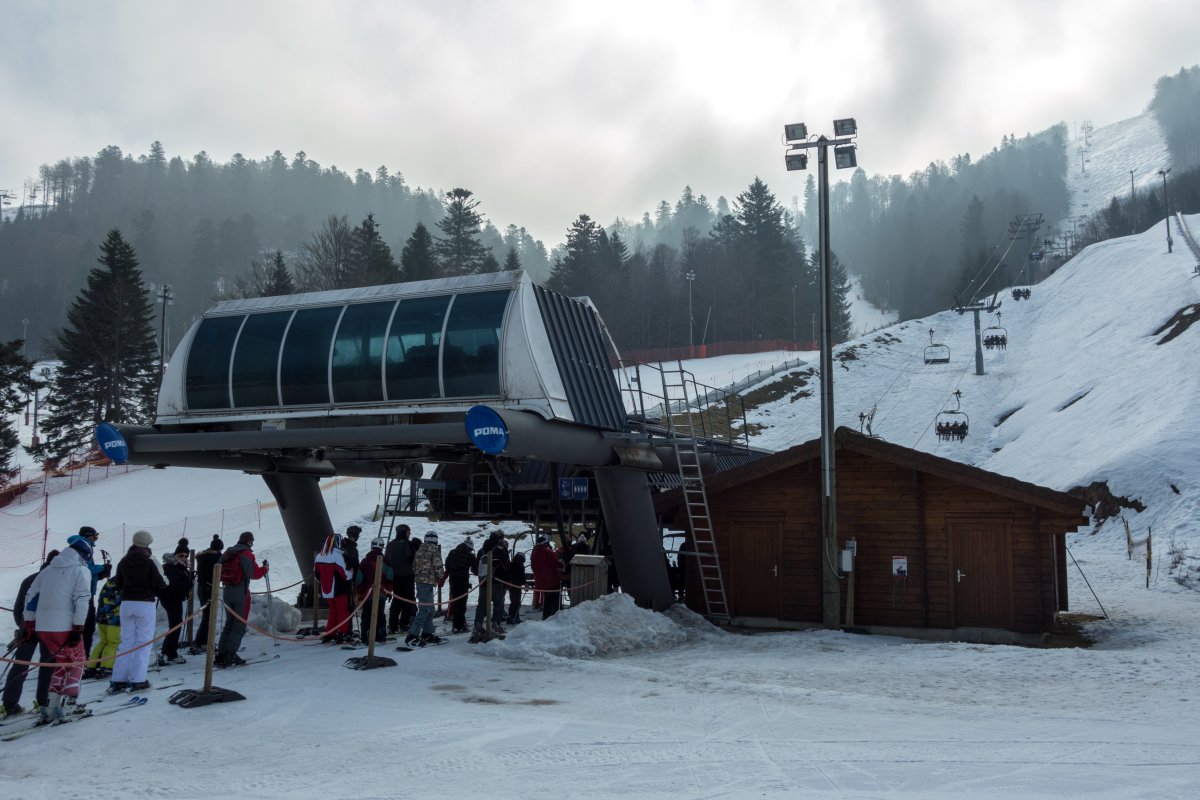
[356,537,393,643]
[215,531,268,667]
[530,535,565,620]
[314,533,351,644]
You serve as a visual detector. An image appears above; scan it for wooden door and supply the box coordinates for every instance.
[729,518,782,618]
[949,520,1014,628]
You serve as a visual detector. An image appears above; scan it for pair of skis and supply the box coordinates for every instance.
[1,696,148,742]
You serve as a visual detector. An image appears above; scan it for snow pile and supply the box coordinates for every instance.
[249,592,301,633]
[483,594,720,661]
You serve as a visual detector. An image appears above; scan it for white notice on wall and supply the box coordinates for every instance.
[892,556,908,577]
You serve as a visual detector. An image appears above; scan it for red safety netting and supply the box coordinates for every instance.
[0,497,48,569]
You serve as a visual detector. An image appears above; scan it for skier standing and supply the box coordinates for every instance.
[443,537,475,633]
[314,534,351,643]
[215,531,268,667]
[405,532,444,647]
[83,577,120,678]
[531,536,565,619]
[110,530,167,692]
[158,541,191,666]
[24,538,92,722]
[1,549,58,719]
[384,524,417,634]
[191,535,223,653]
[356,537,393,643]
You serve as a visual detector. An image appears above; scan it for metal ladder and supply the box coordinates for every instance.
[375,475,410,542]
[662,362,730,621]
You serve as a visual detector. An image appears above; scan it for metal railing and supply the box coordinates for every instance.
[1175,212,1200,272]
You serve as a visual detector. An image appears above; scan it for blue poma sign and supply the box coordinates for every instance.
[95,422,129,464]
[465,405,509,455]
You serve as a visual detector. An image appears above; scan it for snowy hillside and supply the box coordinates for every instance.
[745,215,1200,552]
[1066,113,1170,222]
[1,219,1198,798]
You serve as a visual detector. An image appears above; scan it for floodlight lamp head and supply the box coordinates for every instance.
[834,144,857,170]
[833,117,857,137]
[784,123,807,142]
[785,152,808,171]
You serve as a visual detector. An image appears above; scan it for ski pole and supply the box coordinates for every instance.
[263,565,279,647]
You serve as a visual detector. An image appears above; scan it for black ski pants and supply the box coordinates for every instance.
[389,574,415,633]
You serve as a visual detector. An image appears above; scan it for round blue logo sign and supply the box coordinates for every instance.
[465,406,509,455]
[95,422,129,464]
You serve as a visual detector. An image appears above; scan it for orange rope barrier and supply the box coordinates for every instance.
[0,603,208,669]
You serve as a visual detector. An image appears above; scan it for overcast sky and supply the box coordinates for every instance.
[1,0,1195,246]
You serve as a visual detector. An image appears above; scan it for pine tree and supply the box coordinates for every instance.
[346,213,400,287]
[502,246,521,272]
[35,230,158,465]
[400,222,440,282]
[0,340,34,482]
[479,252,501,274]
[434,188,488,276]
[547,214,601,296]
[266,250,296,295]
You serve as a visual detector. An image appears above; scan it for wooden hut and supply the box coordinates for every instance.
[656,428,1088,642]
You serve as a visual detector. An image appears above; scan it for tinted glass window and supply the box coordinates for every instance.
[185,316,244,409]
[231,311,292,408]
[332,302,394,403]
[385,295,450,400]
[280,307,342,405]
[443,290,509,397]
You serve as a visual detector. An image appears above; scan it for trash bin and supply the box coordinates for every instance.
[568,555,609,605]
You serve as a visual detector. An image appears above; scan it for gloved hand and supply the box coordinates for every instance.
[262,559,269,572]
[65,625,83,646]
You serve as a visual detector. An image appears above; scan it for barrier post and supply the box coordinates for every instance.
[167,562,245,708]
[344,555,395,670]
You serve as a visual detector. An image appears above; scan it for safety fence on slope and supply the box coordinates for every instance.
[1175,212,1200,272]
[0,500,262,573]
[1,461,150,508]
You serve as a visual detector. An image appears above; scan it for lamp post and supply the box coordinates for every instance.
[157,283,175,373]
[1158,168,1173,253]
[21,318,29,358]
[784,117,858,629]
[685,270,695,357]
[791,285,797,348]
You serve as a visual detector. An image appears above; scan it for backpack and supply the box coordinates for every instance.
[220,550,244,585]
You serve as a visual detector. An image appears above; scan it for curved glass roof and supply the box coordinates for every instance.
[185,289,511,411]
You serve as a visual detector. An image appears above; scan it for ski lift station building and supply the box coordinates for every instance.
[106,271,757,610]
[656,428,1089,642]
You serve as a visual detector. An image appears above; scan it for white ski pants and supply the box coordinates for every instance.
[111,600,157,683]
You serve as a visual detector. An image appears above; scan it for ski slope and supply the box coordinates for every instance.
[1,219,1199,798]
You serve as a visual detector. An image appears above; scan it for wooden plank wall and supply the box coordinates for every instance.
[680,450,1076,633]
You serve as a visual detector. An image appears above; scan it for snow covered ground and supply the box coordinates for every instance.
[1065,113,1170,223]
[2,219,1199,798]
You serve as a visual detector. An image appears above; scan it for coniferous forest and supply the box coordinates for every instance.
[1,67,1198,363]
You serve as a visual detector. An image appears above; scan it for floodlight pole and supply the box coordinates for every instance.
[157,284,175,374]
[686,270,696,357]
[784,123,856,629]
[1158,168,1173,253]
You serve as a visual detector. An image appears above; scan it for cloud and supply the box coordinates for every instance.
[0,0,1196,246]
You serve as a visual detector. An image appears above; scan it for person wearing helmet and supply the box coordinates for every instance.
[384,524,417,634]
[405,532,444,647]
[356,535,393,644]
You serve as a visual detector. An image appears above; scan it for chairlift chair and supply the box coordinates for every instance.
[935,389,969,443]
[923,329,950,364]
[982,312,1008,350]
[1011,287,1032,301]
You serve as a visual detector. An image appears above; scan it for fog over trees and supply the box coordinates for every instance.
[2,66,1198,359]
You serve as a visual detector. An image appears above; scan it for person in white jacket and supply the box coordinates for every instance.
[23,536,92,723]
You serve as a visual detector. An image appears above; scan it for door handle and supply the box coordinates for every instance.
[956,569,967,583]
[771,565,778,577]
